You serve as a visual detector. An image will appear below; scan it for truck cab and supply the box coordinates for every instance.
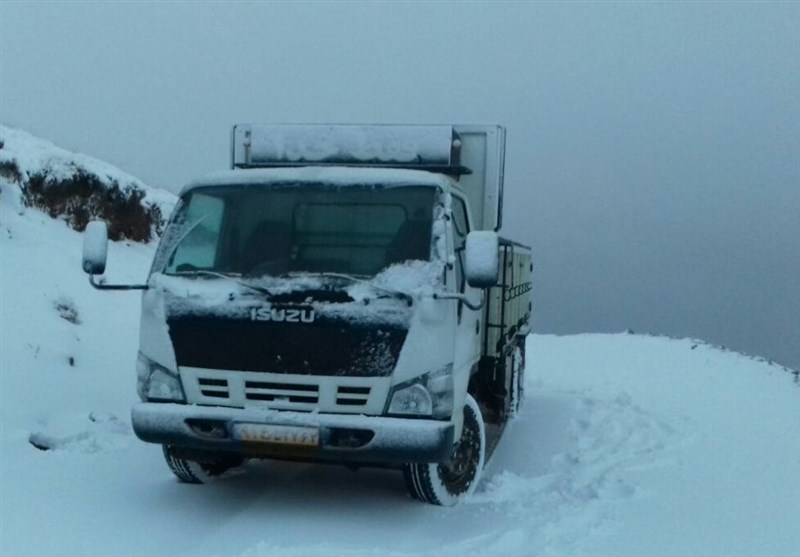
[82,124,532,506]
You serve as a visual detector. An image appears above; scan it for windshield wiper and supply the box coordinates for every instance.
[290,272,413,306]
[172,269,273,297]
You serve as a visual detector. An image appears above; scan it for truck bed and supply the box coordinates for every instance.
[483,238,533,360]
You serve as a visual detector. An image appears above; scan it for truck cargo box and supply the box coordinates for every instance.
[484,238,533,359]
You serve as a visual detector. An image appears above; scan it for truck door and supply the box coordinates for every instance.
[450,196,482,381]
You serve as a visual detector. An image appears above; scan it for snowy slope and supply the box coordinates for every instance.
[0,124,176,218]
[1,134,799,557]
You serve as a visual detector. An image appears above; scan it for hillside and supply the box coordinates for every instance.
[0,128,798,557]
[0,124,175,241]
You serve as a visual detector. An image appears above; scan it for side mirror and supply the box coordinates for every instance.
[465,231,499,288]
[82,220,108,275]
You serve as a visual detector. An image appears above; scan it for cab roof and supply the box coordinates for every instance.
[180,166,457,196]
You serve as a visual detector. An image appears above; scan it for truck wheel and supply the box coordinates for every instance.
[162,446,243,484]
[403,394,485,506]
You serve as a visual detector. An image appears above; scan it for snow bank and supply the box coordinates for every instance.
[0,124,176,242]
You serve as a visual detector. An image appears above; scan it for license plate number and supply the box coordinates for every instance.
[234,423,319,447]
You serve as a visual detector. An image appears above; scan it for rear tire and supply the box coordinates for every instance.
[162,446,243,484]
[403,394,485,506]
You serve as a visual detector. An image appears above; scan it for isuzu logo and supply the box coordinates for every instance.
[250,305,316,323]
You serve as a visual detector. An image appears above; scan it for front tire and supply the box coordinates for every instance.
[403,394,486,506]
[162,446,243,484]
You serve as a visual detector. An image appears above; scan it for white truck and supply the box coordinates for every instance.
[82,124,532,506]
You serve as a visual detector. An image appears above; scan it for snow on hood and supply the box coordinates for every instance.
[150,263,442,327]
[153,259,442,302]
[347,260,443,302]
[151,272,324,306]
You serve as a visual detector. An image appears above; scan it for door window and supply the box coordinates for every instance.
[451,197,470,293]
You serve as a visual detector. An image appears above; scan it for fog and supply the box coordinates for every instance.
[1,2,797,369]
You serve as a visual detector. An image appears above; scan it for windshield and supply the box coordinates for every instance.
[155,183,436,278]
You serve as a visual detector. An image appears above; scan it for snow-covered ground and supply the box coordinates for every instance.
[1,130,798,556]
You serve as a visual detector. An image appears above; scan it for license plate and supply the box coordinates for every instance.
[234,423,319,447]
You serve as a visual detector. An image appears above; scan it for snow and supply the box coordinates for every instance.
[151,272,415,327]
[27,411,131,453]
[81,220,109,273]
[0,124,176,217]
[1,124,140,186]
[183,166,455,195]
[2,130,799,557]
[348,260,443,301]
[464,230,499,286]
[236,124,454,165]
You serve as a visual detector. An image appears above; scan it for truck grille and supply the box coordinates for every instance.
[198,377,229,398]
[167,316,406,377]
[336,386,371,406]
[182,368,388,414]
[245,381,319,404]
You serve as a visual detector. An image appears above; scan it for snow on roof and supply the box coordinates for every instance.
[237,124,455,166]
[182,166,456,195]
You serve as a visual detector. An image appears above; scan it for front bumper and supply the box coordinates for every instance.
[132,402,455,464]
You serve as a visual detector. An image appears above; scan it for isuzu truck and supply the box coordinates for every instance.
[82,124,532,505]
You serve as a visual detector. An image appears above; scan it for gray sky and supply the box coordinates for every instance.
[2,1,798,369]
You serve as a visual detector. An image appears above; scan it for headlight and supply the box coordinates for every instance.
[388,383,433,416]
[386,364,453,419]
[137,352,185,402]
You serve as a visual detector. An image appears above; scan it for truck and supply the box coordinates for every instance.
[81,124,532,506]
